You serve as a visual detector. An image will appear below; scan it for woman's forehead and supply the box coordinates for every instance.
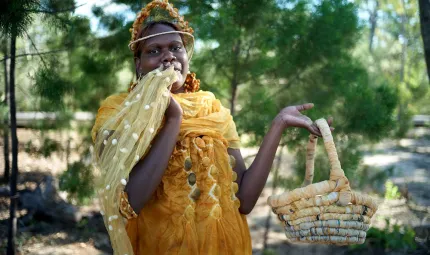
[143,24,183,47]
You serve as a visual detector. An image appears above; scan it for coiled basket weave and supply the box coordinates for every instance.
[267,119,378,245]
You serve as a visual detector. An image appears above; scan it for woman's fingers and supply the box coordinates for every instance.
[287,104,334,136]
[308,127,321,137]
[299,116,320,137]
[309,123,322,137]
[303,116,314,126]
[300,115,322,137]
[294,115,321,136]
[296,103,314,112]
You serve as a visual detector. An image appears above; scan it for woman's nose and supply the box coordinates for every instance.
[162,51,176,64]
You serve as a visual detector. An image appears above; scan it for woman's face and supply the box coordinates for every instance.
[135,24,189,94]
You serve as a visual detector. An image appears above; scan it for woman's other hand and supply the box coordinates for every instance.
[274,103,334,137]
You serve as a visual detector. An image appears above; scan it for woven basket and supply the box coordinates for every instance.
[267,118,378,245]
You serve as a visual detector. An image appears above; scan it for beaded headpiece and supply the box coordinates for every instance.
[128,0,195,60]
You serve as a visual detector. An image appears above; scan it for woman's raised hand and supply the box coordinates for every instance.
[274,103,333,137]
[165,94,183,120]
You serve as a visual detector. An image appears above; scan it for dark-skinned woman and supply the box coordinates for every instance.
[91,1,333,254]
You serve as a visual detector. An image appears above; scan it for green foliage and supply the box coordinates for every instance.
[280,0,360,69]
[235,86,278,146]
[31,14,122,114]
[39,0,75,30]
[0,0,37,36]
[395,105,414,138]
[0,0,76,37]
[24,137,61,158]
[190,0,392,146]
[277,174,303,191]
[354,0,428,137]
[384,180,401,200]
[59,160,95,205]
[351,218,416,252]
[262,248,278,255]
[71,51,120,112]
[355,165,395,192]
[341,82,398,140]
[33,60,74,111]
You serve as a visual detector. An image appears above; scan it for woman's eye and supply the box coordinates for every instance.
[147,49,159,55]
[172,46,182,51]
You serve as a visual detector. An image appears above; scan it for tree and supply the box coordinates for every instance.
[1,36,10,184]
[0,1,34,253]
[180,0,398,184]
[418,0,430,83]
[0,1,76,253]
[7,19,18,255]
[0,2,126,208]
[355,0,429,136]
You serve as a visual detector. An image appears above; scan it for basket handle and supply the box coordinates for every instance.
[302,119,350,191]
[302,134,318,187]
[267,119,352,208]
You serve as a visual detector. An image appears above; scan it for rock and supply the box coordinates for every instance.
[16,176,82,223]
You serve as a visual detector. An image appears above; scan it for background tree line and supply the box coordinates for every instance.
[0,0,429,253]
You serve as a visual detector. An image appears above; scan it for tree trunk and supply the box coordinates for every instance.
[419,0,430,83]
[368,0,379,52]
[230,40,241,116]
[7,26,18,255]
[230,80,238,116]
[2,39,10,184]
[397,0,409,135]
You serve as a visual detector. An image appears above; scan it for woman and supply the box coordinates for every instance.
[92,1,333,254]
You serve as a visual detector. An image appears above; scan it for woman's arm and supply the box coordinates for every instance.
[230,103,333,215]
[228,120,284,215]
[124,95,183,213]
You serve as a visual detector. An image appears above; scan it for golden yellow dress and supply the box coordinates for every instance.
[92,91,252,255]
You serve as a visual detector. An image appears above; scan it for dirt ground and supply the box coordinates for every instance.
[0,127,429,254]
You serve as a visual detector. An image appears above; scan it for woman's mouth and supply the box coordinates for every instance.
[160,63,182,72]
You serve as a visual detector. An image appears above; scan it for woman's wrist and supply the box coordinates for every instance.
[272,115,287,130]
